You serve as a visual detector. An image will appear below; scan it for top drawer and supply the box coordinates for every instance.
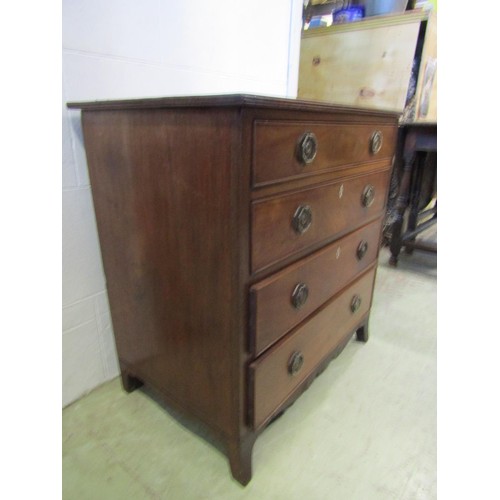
[252,121,397,187]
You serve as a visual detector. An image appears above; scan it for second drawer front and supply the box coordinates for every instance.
[250,218,382,356]
[249,267,376,430]
[251,169,390,273]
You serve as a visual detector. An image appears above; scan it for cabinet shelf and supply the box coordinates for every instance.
[303,9,430,36]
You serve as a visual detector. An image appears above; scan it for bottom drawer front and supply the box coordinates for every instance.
[249,267,376,430]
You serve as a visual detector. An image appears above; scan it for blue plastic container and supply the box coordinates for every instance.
[364,0,408,17]
[333,6,365,24]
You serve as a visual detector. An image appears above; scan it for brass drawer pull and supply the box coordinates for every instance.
[361,185,375,208]
[291,283,309,309]
[288,351,304,376]
[357,241,368,260]
[370,130,383,154]
[296,132,318,164]
[350,294,362,313]
[292,205,313,234]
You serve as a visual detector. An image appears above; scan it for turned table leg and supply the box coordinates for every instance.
[405,152,425,255]
[390,151,415,267]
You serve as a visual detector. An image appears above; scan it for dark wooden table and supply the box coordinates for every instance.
[389,122,437,266]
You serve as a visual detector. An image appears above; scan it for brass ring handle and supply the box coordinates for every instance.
[370,130,383,154]
[288,351,304,376]
[296,132,318,164]
[361,185,375,208]
[291,283,309,309]
[292,205,313,234]
[357,241,368,260]
[350,294,362,313]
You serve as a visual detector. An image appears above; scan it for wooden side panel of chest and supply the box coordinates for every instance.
[80,108,247,441]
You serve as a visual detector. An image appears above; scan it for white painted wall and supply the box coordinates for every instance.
[62,0,304,407]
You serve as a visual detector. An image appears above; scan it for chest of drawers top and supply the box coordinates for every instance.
[68,94,399,485]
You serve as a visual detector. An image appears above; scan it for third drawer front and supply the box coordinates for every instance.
[250,218,382,356]
[249,267,376,430]
[251,169,390,273]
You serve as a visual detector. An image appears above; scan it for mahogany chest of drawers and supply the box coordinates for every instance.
[67,94,399,485]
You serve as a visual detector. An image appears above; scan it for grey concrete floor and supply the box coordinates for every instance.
[63,245,436,499]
